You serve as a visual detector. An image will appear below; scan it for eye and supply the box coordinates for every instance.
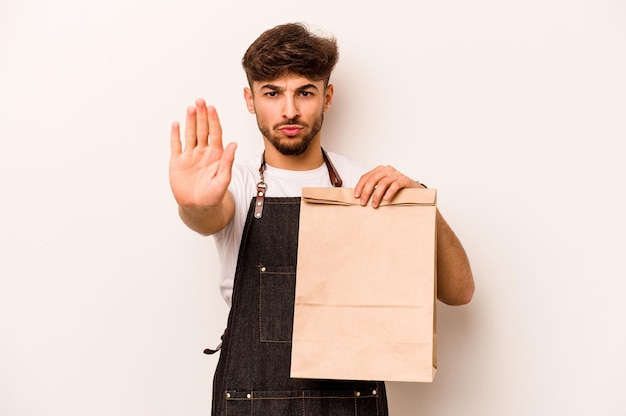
[300,91,313,97]
[265,91,278,97]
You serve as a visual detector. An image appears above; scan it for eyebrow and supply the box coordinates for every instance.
[260,83,319,92]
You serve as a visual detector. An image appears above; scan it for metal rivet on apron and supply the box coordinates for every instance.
[258,191,264,196]
[355,391,361,397]
[255,212,261,218]
[372,389,377,395]
[256,201,262,206]
[225,392,231,399]
[260,267,266,272]
[246,393,252,399]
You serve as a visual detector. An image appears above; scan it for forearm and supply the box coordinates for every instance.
[435,210,475,305]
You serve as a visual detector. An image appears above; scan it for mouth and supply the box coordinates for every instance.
[278,125,304,137]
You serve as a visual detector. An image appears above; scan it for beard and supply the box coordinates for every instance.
[258,112,324,156]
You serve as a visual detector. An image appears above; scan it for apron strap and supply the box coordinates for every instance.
[255,148,342,219]
[322,148,343,188]
[203,333,224,355]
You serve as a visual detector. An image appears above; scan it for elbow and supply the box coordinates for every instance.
[441,284,474,306]
[437,272,475,306]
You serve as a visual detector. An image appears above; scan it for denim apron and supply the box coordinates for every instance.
[210,151,388,416]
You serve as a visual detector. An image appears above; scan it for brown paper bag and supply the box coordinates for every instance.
[291,187,437,382]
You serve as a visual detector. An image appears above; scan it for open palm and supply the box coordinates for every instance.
[169,99,237,209]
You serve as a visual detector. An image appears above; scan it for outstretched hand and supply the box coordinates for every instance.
[169,99,237,211]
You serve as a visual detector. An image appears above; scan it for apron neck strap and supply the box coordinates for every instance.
[258,148,343,188]
[254,148,343,220]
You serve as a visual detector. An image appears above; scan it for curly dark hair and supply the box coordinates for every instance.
[242,23,339,86]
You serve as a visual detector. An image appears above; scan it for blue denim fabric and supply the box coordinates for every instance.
[212,198,388,415]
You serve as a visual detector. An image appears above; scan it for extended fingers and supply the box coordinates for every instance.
[207,105,224,150]
[195,98,210,147]
[217,142,237,177]
[181,99,222,152]
[170,121,182,156]
[184,105,197,151]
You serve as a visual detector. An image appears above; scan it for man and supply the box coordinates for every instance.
[170,22,474,416]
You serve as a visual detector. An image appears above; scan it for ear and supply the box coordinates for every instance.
[323,84,334,112]
[243,87,255,114]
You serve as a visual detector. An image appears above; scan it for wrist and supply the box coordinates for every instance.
[179,203,223,218]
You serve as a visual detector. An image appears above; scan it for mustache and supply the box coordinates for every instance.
[276,118,308,127]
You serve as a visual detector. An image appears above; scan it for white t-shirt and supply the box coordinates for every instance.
[213,151,370,306]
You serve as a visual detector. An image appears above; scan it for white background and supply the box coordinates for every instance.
[1,0,625,415]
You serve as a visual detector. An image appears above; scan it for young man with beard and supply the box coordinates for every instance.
[169,22,474,416]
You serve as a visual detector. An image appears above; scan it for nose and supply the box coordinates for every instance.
[282,95,300,121]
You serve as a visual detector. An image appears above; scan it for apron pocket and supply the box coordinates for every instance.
[225,388,381,416]
[258,265,296,343]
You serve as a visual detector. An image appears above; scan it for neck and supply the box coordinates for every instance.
[262,139,324,171]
